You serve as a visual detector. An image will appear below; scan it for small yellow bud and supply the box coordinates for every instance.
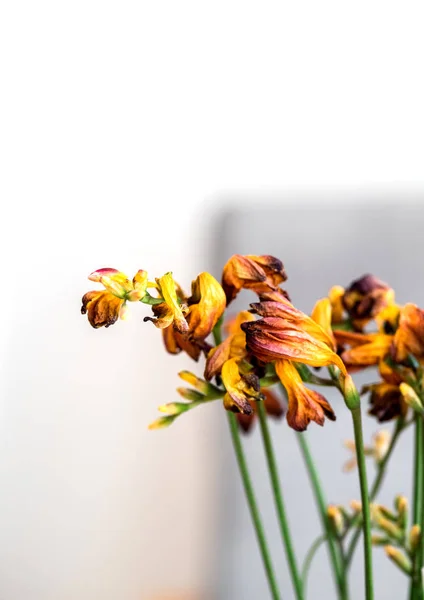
[158,402,190,416]
[327,505,344,536]
[400,383,424,414]
[350,500,362,513]
[371,534,389,546]
[409,525,421,553]
[385,546,412,575]
[395,496,409,529]
[376,515,403,541]
[148,415,177,430]
[176,387,205,402]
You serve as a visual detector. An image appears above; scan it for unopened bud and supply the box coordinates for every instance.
[409,525,421,553]
[395,496,409,529]
[377,516,403,542]
[178,371,223,399]
[385,546,412,575]
[177,387,204,402]
[327,505,344,536]
[372,534,390,546]
[342,375,361,410]
[350,500,362,513]
[377,504,397,522]
[158,402,191,416]
[148,415,177,430]
[400,383,424,415]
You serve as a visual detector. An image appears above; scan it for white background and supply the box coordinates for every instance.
[1,2,424,599]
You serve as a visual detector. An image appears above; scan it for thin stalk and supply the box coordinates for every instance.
[227,412,281,600]
[301,534,328,593]
[350,405,374,600]
[345,418,404,565]
[409,415,424,600]
[296,432,348,600]
[256,401,303,600]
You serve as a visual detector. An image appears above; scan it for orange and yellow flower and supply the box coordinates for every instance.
[275,360,336,431]
[81,268,148,328]
[204,310,255,380]
[222,254,288,305]
[391,303,424,363]
[241,300,346,374]
[221,358,264,415]
[342,274,394,330]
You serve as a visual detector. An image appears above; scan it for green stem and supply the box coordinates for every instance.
[296,432,348,600]
[227,413,281,600]
[409,415,424,600]
[345,418,404,565]
[350,404,374,600]
[256,402,303,600]
[301,534,328,592]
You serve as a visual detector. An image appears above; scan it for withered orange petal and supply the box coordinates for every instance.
[204,337,232,380]
[81,290,124,329]
[187,272,226,340]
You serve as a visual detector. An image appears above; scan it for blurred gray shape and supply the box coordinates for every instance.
[210,196,424,600]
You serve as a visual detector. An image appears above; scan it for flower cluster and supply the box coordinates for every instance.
[81,255,348,432]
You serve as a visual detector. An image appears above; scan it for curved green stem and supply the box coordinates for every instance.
[296,432,348,599]
[345,418,404,565]
[350,404,374,600]
[409,415,424,600]
[301,534,328,592]
[257,402,303,600]
[227,413,281,600]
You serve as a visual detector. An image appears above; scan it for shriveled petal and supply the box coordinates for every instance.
[187,272,226,340]
[204,337,232,380]
[242,317,347,374]
[205,311,254,380]
[392,303,424,363]
[342,274,394,328]
[145,272,189,332]
[81,290,125,328]
[341,335,393,367]
[127,270,149,301]
[221,358,263,414]
[222,254,287,304]
[276,359,336,431]
[88,268,133,298]
[311,298,336,350]
[364,382,406,422]
[250,301,335,350]
[329,286,345,323]
[161,325,202,360]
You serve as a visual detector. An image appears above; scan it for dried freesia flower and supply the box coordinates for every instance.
[144,272,189,332]
[81,268,148,328]
[186,272,226,340]
[221,358,264,415]
[222,254,287,305]
[237,388,285,433]
[391,303,424,363]
[342,274,394,330]
[204,311,255,380]
[365,383,406,422]
[275,359,336,431]
[161,273,226,361]
[242,301,346,374]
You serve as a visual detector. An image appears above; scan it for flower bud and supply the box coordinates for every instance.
[400,383,424,415]
[327,505,344,536]
[342,375,361,410]
[372,534,390,546]
[395,496,409,530]
[158,402,191,416]
[148,415,177,430]
[409,525,421,553]
[385,546,412,575]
